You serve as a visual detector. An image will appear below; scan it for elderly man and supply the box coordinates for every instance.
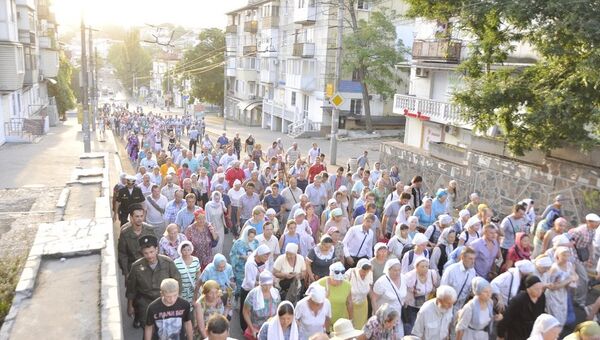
[138,173,154,197]
[139,150,158,172]
[238,183,261,228]
[180,150,199,173]
[160,174,181,201]
[225,160,245,188]
[569,213,600,307]
[305,174,328,216]
[441,246,477,312]
[163,189,185,225]
[285,142,302,166]
[219,147,238,169]
[115,175,146,225]
[175,193,199,232]
[464,192,481,217]
[412,285,457,340]
[256,222,280,270]
[126,235,180,328]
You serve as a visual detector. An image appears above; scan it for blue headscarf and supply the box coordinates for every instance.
[200,253,233,288]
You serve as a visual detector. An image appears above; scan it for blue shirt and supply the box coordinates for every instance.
[414,206,436,227]
[175,206,198,231]
[180,158,199,173]
[431,198,447,218]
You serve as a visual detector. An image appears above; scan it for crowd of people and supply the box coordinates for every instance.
[111,106,600,340]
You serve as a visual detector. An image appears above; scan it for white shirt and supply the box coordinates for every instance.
[412,299,453,340]
[144,194,168,224]
[281,187,303,209]
[305,183,327,207]
[160,183,181,201]
[308,148,320,164]
[241,256,265,291]
[440,262,476,306]
[490,268,520,305]
[342,225,374,258]
[140,157,158,170]
[219,153,238,169]
[295,297,331,337]
[227,187,246,207]
[256,234,280,270]
[138,182,155,197]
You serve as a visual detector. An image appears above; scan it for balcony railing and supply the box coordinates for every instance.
[292,42,315,58]
[412,39,462,63]
[393,94,472,129]
[243,45,257,56]
[262,16,280,29]
[226,25,238,34]
[244,21,258,34]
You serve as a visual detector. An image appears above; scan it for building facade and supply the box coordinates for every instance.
[224,0,401,137]
[0,0,58,145]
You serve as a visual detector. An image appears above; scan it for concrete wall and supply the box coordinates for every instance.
[380,141,600,226]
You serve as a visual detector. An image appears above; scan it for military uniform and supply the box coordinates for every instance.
[126,253,181,325]
[116,185,145,225]
[117,223,155,276]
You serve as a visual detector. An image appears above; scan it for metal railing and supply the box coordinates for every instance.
[287,118,321,135]
[394,94,472,128]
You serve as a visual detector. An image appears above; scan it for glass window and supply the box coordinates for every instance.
[291,91,296,106]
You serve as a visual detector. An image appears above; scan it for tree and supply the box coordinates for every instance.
[406,0,600,155]
[343,8,406,132]
[48,51,76,119]
[107,29,152,95]
[175,28,224,106]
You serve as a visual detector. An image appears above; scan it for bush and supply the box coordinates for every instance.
[0,255,26,326]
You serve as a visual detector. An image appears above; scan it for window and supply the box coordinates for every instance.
[352,69,360,81]
[357,0,369,10]
[291,91,296,106]
[350,99,362,115]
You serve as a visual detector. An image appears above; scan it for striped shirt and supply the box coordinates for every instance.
[174,256,200,304]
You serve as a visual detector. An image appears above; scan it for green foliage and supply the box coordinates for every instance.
[48,51,76,117]
[342,10,406,132]
[0,255,25,325]
[175,28,224,106]
[107,29,152,95]
[406,0,600,155]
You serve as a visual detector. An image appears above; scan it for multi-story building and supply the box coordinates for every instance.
[0,0,58,145]
[150,51,181,108]
[224,0,403,137]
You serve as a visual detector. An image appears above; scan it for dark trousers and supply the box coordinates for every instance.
[188,139,197,155]
[239,288,251,331]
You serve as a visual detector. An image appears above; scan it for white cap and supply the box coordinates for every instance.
[265,208,276,216]
[552,234,571,248]
[535,256,553,268]
[515,260,535,274]
[285,243,299,254]
[439,214,453,225]
[412,233,429,245]
[256,244,271,256]
[586,213,600,222]
[294,209,306,218]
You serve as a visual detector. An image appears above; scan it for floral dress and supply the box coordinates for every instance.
[198,295,225,323]
[184,225,214,269]
[229,239,259,295]
[363,315,396,340]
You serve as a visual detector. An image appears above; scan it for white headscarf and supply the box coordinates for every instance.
[528,314,560,340]
[267,301,299,340]
[381,258,407,302]
[254,270,279,310]
[395,204,412,225]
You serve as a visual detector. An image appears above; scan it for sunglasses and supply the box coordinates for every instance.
[333,270,345,275]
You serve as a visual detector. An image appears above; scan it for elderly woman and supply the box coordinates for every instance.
[372,258,406,337]
[456,277,499,340]
[173,240,201,304]
[430,228,456,275]
[414,197,436,229]
[306,234,337,283]
[317,262,353,328]
[528,314,561,340]
[401,233,430,273]
[388,224,411,259]
[324,208,351,238]
[258,301,303,340]
[243,270,281,339]
[362,303,400,340]
[546,246,579,326]
[230,226,259,296]
[459,217,482,246]
[372,179,390,215]
[497,275,547,340]
[295,284,331,337]
[394,205,413,233]
[403,257,440,334]
[204,191,227,254]
[158,223,188,260]
[344,258,373,329]
[184,208,218,270]
[491,259,536,311]
[227,179,245,237]
[564,321,600,340]
[273,243,306,300]
[199,253,235,312]
[195,280,225,339]
[370,242,389,282]
[280,220,301,255]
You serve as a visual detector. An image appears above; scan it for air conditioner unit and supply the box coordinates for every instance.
[415,67,429,78]
[444,124,459,136]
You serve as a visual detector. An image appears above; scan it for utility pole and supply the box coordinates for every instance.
[94,47,99,120]
[329,0,344,165]
[88,27,95,131]
[223,52,227,131]
[81,15,91,152]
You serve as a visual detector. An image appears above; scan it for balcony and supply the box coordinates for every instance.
[18,29,36,45]
[243,45,257,56]
[260,69,277,84]
[244,20,258,34]
[262,99,284,118]
[0,42,25,92]
[286,73,316,92]
[292,42,315,58]
[236,68,257,81]
[226,24,238,34]
[263,16,279,29]
[393,94,472,129]
[293,6,316,24]
[23,68,39,85]
[412,39,462,63]
[40,49,59,78]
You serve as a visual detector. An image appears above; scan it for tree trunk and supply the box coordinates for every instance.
[358,65,373,133]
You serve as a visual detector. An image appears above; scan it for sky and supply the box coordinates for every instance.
[52,0,247,29]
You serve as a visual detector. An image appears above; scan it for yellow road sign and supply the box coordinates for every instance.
[331,93,344,108]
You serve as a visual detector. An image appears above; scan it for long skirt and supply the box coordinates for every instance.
[352,299,368,330]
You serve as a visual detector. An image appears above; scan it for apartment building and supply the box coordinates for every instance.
[0,0,59,145]
[224,0,401,137]
[393,18,537,152]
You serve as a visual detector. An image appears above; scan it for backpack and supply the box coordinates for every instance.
[463,230,480,244]
[400,244,429,267]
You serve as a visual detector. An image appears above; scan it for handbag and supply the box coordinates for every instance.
[243,327,257,340]
[576,247,590,262]
[209,230,219,248]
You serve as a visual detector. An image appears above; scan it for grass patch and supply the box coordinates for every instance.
[0,255,26,326]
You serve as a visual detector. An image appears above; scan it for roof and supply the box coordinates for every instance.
[226,0,275,15]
